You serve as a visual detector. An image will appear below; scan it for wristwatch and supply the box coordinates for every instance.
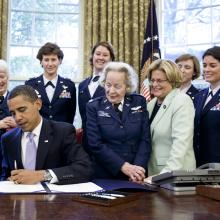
[43,170,53,182]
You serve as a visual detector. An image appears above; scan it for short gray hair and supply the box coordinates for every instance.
[0,59,9,75]
[99,61,138,93]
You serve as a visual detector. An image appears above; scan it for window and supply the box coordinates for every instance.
[8,0,82,87]
[159,0,220,63]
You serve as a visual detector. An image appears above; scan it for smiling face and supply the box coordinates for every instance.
[0,71,8,95]
[92,46,112,73]
[203,55,220,89]
[41,54,61,78]
[176,59,194,85]
[8,95,42,132]
[150,69,173,103]
[104,70,127,104]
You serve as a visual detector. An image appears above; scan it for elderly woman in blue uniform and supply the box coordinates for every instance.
[86,62,151,182]
[175,53,201,100]
[194,46,220,166]
[0,60,16,175]
[25,42,76,124]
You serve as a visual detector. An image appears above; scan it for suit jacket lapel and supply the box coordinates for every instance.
[101,98,121,122]
[35,119,53,169]
[202,89,220,115]
[80,77,92,99]
[35,75,50,104]
[14,128,24,169]
[51,75,64,104]
[150,89,177,133]
[92,85,104,98]
[122,95,132,122]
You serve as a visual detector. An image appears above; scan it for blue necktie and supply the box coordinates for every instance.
[92,75,100,82]
[45,81,55,88]
[24,133,37,170]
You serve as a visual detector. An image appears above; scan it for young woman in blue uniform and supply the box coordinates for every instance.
[194,46,220,166]
[25,42,76,124]
[78,42,115,146]
[86,62,151,182]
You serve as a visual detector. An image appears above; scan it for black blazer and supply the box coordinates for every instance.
[1,119,93,184]
[25,75,76,124]
[194,88,220,166]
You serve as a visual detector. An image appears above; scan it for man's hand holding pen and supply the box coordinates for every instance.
[9,169,45,185]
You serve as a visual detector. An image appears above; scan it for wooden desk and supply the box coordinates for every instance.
[0,189,220,220]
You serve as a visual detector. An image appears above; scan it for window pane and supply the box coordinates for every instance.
[186,8,211,44]
[11,0,33,9]
[213,6,220,41]
[57,14,79,47]
[9,1,81,81]
[35,13,56,44]
[11,11,32,45]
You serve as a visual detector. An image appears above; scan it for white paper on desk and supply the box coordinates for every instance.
[47,182,103,193]
[0,181,45,193]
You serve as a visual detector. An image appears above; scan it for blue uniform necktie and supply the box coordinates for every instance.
[24,133,37,170]
[92,75,100,82]
[45,81,55,88]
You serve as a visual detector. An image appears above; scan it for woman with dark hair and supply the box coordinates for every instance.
[78,42,115,147]
[175,53,201,100]
[194,46,220,166]
[25,42,76,124]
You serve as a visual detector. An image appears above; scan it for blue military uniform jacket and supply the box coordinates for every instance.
[78,76,105,146]
[78,76,105,127]
[194,88,220,166]
[186,84,199,101]
[86,94,151,179]
[25,75,76,124]
[0,92,11,175]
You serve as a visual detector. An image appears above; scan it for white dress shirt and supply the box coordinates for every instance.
[88,73,101,98]
[43,75,58,102]
[204,85,220,107]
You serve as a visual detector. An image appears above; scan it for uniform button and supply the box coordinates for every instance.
[120,125,123,128]
[49,115,53,118]
[49,105,52,109]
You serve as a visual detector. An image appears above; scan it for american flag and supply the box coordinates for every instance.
[140,0,160,101]
[140,79,152,102]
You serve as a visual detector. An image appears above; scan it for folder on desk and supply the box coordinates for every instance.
[93,179,157,192]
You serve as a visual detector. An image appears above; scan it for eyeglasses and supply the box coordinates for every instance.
[149,79,168,85]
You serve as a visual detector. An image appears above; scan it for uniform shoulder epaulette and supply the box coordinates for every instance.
[26,76,37,82]
[88,96,103,103]
[130,93,143,98]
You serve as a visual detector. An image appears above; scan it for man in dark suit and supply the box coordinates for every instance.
[25,42,76,124]
[1,85,93,184]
